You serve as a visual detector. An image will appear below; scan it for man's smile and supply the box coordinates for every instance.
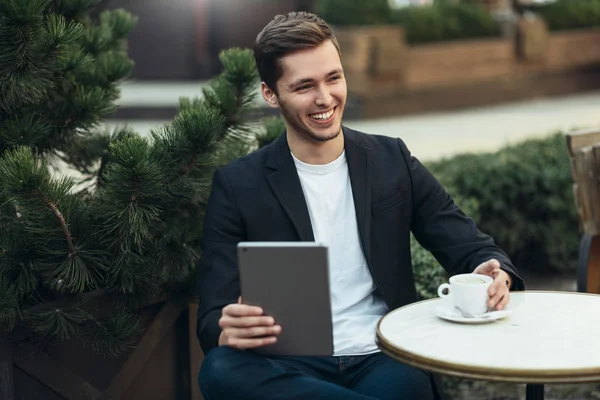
[308,106,337,123]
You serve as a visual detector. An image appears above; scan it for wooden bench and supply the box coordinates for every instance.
[566,128,600,294]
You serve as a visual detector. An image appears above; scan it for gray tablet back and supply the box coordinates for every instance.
[237,242,334,357]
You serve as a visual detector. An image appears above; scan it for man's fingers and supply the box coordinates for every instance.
[497,291,510,310]
[488,280,503,295]
[219,315,275,329]
[488,280,504,296]
[488,282,509,310]
[223,303,264,318]
[475,259,501,275]
[219,300,281,349]
[226,325,282,339]
[488,292,509,310]
[487,291,503,308]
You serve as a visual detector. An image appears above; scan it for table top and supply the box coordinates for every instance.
[376,291,600,383]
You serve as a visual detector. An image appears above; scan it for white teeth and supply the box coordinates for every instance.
[309,109,334,120]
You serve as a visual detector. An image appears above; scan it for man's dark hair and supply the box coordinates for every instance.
[254,12,341,94]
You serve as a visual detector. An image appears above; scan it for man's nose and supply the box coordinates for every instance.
[315,85,333,107]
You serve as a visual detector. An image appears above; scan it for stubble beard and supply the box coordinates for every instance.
[279,101,343,143]
[307,126,341,142]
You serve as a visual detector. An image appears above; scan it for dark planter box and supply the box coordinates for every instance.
[0,292,205,400]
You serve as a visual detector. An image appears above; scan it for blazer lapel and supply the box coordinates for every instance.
[344,127,373,263]
[266,133,315,242]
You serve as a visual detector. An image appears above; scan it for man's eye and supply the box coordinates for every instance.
[296,85,310,91]
[329,76,340,81]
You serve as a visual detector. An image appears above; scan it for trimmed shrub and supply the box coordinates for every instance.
[317,0,501,44]
[525,0,600,31]
[427,133,579,273]
[316,0,393,26]
[392,2,501,44]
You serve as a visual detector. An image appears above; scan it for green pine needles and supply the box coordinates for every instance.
[0,0,280,357]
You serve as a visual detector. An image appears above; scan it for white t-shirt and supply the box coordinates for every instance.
[292,151,389,356]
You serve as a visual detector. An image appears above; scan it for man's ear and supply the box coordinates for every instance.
[261,82,279,109]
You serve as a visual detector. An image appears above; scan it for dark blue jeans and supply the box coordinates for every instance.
[199,346,435,400]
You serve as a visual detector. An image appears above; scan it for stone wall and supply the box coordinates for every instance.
[335,24,600,115]
[547,29,600,71]
[405,39,514,90]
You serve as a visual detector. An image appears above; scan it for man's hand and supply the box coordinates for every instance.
[473,259,512,311]
[218,297,282,349]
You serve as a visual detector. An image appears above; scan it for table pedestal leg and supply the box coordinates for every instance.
[526,384,544,400]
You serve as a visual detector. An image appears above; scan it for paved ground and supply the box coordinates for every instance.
[454,380,600,400]
[345,91,600,162]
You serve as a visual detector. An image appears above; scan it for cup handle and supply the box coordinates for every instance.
[437,283,451,299]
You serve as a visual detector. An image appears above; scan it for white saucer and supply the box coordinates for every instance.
[434,304,512,324]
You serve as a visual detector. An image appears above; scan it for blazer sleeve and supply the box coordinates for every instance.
[398,139,525,290]
[196,167,246,354]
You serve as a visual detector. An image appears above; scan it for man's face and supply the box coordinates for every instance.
[262,40,347,143]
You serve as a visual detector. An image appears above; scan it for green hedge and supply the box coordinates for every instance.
[317,0,600,43]
[391,2,501,44]
[413,133,579,301]
[316,0,393,26]
[317,0,501,44]
[525,0,600,31]
[406,134,578,301]
[427,133,579,275]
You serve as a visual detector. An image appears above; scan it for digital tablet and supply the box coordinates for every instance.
[237,242,334,356]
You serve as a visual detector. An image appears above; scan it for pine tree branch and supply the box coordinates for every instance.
[130,177,139,202]
[48,0,62,15]
[233,85,246,126]
[39,193,77,255]
[159,108,220,185]
[178,149,201,177]
[96,154,109,187]
[165,151,211,186]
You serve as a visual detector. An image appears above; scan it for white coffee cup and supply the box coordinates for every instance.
[437,273,493,316]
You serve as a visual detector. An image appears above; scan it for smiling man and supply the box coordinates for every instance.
[196,11,525,400]
[268,44,345,146]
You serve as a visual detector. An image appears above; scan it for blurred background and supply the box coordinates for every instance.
[96,0,600,162]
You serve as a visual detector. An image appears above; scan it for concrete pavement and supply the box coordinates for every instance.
[345,90,600,161]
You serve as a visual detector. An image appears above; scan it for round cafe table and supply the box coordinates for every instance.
[376,291,600,400]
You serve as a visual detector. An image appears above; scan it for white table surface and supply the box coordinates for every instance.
[376,291,600,383]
